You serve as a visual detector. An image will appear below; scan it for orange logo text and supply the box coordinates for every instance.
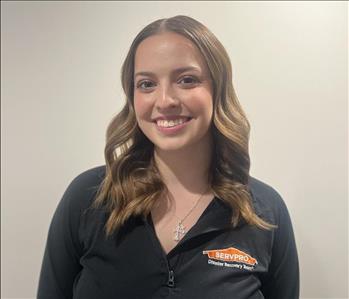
[203,247,258,266]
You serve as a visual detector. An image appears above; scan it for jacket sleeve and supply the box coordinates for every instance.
[260,194,300,299]
[37,176,85,299]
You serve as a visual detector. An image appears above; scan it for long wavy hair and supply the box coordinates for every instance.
[92,15,275,237]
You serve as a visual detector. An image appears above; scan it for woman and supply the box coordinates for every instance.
[37,15,299,299]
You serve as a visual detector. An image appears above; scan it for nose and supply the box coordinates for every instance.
[154,84,180,110]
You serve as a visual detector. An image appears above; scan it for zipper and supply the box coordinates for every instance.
[145,214,176,288]
[167,269,175,287]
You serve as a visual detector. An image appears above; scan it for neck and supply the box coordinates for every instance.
[154,140,212,195]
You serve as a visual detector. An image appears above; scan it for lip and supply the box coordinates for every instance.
[152,115,192,122]
[154,118,192,135]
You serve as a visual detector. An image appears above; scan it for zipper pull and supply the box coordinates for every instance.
[167,270,175,287]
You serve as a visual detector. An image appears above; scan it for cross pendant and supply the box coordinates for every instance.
[174,221,186,241]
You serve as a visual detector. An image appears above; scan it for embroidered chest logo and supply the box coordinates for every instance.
[202,247,258,271]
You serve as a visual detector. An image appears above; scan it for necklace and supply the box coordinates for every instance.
[172,187,209,242]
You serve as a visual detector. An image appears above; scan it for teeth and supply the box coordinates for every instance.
[156,118,188,128]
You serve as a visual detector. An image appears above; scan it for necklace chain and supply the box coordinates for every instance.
[172,186,209,242]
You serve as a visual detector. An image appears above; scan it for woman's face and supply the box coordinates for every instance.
[133,32,213,152]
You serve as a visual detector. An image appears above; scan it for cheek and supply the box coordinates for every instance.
[134,96,151,120]
[187,90,213,118]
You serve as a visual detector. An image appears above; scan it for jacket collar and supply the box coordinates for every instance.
[169,181,264,255]
[145,179,264,257]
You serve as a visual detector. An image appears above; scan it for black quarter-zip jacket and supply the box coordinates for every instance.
[37,165,299,299]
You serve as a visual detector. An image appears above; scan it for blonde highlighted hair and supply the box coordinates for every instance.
[92,15,275,237]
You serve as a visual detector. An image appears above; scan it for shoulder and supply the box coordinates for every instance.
[248,177,299,296]
[67,165,106,193]
[45,165,108,260]
[247,176,290,225]
[60,165,107,212]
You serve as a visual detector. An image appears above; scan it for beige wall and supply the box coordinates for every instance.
[1,1,348,298]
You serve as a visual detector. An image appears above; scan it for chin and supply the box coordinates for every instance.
[153,139,192,152]
[154,144,186,152]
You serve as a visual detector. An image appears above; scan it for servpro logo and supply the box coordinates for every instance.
[203,247,258,271]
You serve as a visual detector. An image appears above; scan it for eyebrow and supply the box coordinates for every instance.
[134,66,202,79]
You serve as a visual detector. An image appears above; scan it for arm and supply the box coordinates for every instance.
[37,177,84,299]
[260,196,300,299]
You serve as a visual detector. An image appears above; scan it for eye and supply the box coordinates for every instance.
[178,76,200,86]
[136,80,155,90]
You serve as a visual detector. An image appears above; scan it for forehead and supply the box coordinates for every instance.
[134,32,207,74]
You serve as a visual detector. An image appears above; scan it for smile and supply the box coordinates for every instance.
[156,117,191,128]
[154,117,192,134]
